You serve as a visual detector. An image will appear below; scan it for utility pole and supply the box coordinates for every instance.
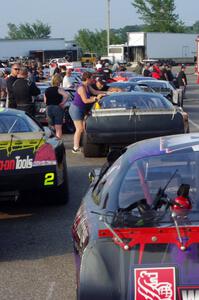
[106,0,110,55]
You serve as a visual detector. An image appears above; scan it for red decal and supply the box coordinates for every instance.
[0,159,15,171]
[134,267,176,300]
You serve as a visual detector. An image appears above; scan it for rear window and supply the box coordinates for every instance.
[101,94,174,110]
[0,114,41,133]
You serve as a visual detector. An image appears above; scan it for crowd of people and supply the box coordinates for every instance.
[141,62,187,97]
[0,57,188,153]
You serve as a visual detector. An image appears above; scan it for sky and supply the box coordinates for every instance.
[0,0,198,40]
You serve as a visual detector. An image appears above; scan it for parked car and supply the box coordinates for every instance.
[107,81,155,93]
[72,133,199,300]
[0,108,68,204]
[137,79,183,107]
[80,53,97,66]
[112,71,136,82]
[129,76,156,82]
[82,92,189,157]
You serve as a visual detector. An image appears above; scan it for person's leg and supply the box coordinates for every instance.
[73,120,84,149]
[54,124,63,139]
[53,106,64,138]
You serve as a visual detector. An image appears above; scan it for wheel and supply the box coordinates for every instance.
[43,160,69,205]
[83,132,106,157]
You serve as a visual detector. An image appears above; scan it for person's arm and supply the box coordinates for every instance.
[88,84,107,96]
[78,86,97,104]
[58,87,69,103]
[44,94,47,104]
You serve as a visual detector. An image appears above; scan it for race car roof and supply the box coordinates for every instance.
[126,133,199,163]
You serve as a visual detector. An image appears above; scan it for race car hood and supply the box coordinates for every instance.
[79,226,199,300]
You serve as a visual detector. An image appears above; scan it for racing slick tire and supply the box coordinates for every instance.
[83,133,106,157]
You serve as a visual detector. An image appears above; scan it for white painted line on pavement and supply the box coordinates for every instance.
[189,119,199,130]
[46,281,56,300]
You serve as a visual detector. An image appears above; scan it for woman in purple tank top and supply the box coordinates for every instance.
[69,72,105,153]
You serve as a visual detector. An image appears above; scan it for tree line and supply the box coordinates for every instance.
[2,0,199,56]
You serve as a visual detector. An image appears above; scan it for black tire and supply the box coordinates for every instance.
[83,132,106,157]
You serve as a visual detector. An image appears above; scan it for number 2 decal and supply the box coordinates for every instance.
[44,173,55,186]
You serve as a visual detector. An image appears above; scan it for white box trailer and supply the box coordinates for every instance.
[127,32,198,63]
[0,38,65,60]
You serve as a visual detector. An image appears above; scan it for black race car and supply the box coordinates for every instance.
[0,108,68,204]
[83,92,189,157]
[72,133,199,300]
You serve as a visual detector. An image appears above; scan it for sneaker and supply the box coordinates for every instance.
[72,147,81,154]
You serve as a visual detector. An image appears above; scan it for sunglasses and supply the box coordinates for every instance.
[13,68,20,71]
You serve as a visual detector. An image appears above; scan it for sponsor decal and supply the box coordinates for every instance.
[134,267,176,300]
[0,155,33,171]
[15,156,33,169]
[178,287,199,300]
[0,159,15,171]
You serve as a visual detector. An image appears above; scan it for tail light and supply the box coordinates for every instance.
[34,143,56,162]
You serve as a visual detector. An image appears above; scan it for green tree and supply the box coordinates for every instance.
[74,29,123,56]
[193,21,199,33]
[112,25,145,42]
[6,21,51,39]
[132,0,185,32]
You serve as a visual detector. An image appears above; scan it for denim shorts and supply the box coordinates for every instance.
[46,105,64,126]
[69,103,86,121]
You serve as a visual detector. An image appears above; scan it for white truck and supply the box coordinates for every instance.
[109,32,198,64]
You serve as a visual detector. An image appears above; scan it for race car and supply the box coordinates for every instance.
[72,133,199,300]
[107,81,155,93]
[83,92,189,157]
[137,79,183,107]
[0,108,68,204]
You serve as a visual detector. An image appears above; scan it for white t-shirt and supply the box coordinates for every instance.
[62,75,75,88]
[96,63,102,70]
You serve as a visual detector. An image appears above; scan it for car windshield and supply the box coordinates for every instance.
[119,149,199,217]
[101,94,173,110]
[0,114,41,133]
[139,81,171,93]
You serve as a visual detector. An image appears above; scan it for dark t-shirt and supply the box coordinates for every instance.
[102,68,112,80]
[7,75,18,107]
[177,70,187,86]
[12,78,40,105]
[45,86,63,106]
[143,69,151,77]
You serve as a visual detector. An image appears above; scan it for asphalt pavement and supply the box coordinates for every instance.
[0,66,199,300]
